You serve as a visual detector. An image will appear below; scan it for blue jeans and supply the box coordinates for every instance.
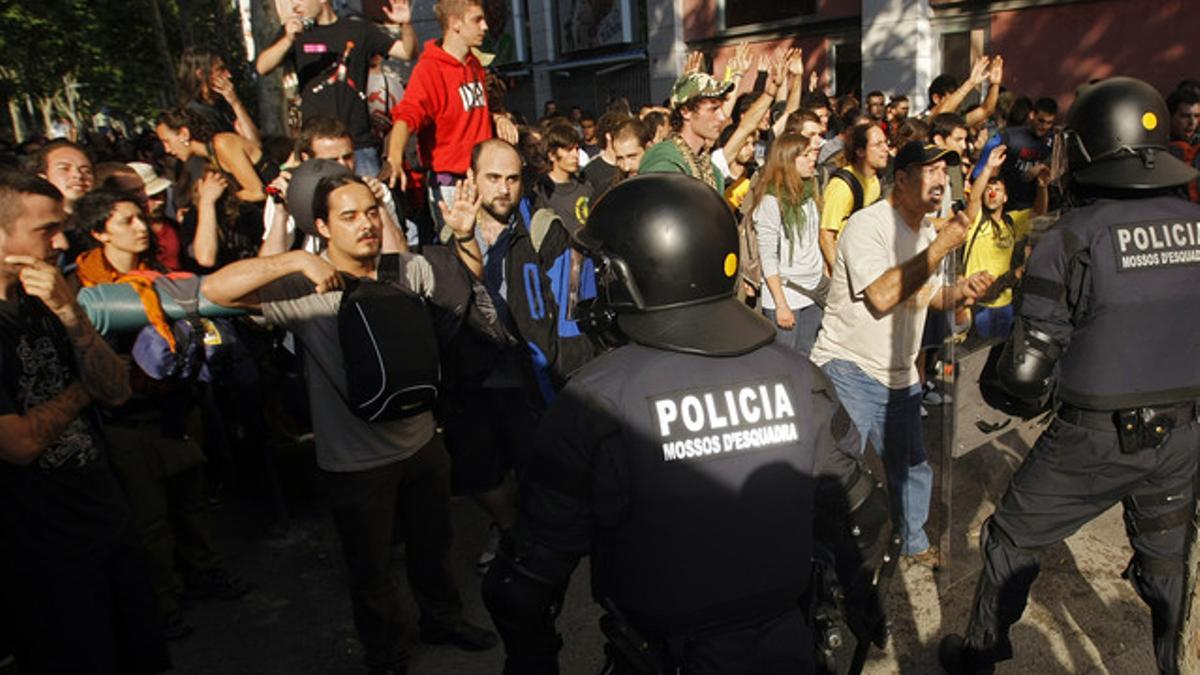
[972,304,1014,340]
[354,147,382,178]
[820,359,933,555]
[763,304,823,357]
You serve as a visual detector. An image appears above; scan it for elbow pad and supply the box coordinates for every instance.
[998,324,1061,402]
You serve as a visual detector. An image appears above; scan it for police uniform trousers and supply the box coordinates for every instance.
[601,607,816,675]
[961,410,1197,673]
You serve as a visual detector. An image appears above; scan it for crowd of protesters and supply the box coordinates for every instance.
[1,0,1199,672]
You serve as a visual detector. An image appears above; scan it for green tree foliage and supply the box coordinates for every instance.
[0,0,250,136]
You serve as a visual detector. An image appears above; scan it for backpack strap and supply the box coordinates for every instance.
[830,168,864,215]
[377,252,402,284]
[529,208,563,254]
[962,216,988,274]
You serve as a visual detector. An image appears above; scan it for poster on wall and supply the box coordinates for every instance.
[556,0,635,54]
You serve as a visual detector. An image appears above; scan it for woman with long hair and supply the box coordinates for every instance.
[177,47,261,147]
[752,132,826,355]
[154,108,270,203]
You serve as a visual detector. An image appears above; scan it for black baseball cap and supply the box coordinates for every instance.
[894,141,960,173]
[287,158,353,237]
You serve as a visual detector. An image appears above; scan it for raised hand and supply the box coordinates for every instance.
[284,16,305,38]
[440,170,483,241]
[987,145,1007,172]
[787,48,805,76]
[197,171,228,205]
[382,0,411,25]
[211,70,240,104]
[362,176,390,204]
[684,51,705,75]
[767,54,787,89]
[968,56,990,85]
[988,55,1004,84]
[728,42,753,77]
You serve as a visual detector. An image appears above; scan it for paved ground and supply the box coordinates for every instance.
[61,349,1156,675]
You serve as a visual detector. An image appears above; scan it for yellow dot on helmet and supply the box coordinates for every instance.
[1142,112,1158,131]
[723,253,737,277]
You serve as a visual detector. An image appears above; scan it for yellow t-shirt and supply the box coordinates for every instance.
[725,175,753,211]
[963,209,1033,307]
[819,166,881,234]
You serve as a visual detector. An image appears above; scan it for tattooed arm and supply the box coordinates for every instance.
[0,382,91,465]
[7,256,131,407]
[58,309,133,406]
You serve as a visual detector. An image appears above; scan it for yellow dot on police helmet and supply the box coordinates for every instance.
[723,253,737,277]
[1142,112,1158,131]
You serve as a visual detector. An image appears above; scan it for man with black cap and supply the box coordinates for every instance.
[638,72,734,193]
[809,141,993,571]
[482,173,894,674]
[939,77,1200,675]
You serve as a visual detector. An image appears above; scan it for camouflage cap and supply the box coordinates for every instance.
[671,72,735,107]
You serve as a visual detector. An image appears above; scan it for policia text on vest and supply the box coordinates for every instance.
[1111,220,1200,271]
[651,378,800,463]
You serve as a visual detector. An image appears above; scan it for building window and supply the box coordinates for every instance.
[940,28,985,85]
[556,0,637,55]
[725,0,817,29]
[830,39,862,97]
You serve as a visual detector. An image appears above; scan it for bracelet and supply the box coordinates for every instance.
[454,232,476,243]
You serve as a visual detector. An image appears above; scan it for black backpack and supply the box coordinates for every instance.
[338,255,441,422]
[829,168,865,216]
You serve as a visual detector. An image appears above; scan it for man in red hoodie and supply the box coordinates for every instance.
[385,0,517,240]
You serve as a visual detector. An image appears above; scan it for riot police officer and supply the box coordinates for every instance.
[940,77,1200,674]
[482,174,893,674]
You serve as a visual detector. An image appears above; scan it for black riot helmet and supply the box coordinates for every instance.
[1063,76,1197,189]
[573,174,775,356]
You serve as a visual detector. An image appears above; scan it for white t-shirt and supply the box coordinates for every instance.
[711,148,732,182]
[754,194,823,310]
[809,200,947,389]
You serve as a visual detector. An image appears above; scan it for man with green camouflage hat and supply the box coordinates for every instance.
[638,72,734,192]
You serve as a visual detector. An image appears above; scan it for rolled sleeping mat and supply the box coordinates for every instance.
[77,274,245,335]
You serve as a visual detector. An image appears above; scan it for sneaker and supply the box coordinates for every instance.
[921,405,930,419]
[420,620,498,652]
[163,611,194,641]
[938,634,995,674]
[922,382,945,406]
[902,546,941,571]
[186,568,252,601]
[476,523,502,575]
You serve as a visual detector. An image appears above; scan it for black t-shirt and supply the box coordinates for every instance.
[583,157,617,198]
[285,17,396,149]
[0,293,128,567]
[533,175,594,235]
